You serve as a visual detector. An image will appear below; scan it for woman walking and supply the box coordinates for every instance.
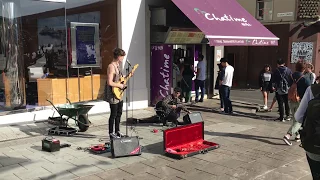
[258,64,272,110]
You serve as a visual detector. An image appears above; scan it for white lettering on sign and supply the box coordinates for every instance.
[195,8,252,27]
[277,12,293,17]
[159,53,170,98]
[252,39,270,45]
[152,46,164,51]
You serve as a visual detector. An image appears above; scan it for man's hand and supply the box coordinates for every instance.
[187,111,192,114]
[118,84,126,89]
[260,87,262,91]
[171,105,177,109]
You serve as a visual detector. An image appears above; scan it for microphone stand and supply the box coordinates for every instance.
[125,62,132,137]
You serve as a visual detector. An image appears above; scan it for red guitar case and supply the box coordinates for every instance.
[163,122,220,159]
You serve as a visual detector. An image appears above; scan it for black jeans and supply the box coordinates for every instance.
[164,107,182,125]
[275,92,290,119]
[221,85,233,113]
[195,79,205,101]
[306,154,320,179]
[219,87,225,109]
[109,101,123,134]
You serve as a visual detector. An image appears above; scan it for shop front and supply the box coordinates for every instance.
[0,0,123,123]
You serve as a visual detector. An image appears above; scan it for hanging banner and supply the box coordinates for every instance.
[151,45,173,105]
[70,22,101,68]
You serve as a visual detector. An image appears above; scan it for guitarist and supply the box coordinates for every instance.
[106,48,132,139]
[162,87,191,126]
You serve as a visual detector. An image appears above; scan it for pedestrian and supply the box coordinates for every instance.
[271,58,293,122]
[195,54,206,102]
[219,58,234,114]
[283,61,311,145]
[294,83,320,179]
[258,64,273,110]
[180,58,194,103]
[304,63,316,84]
[215,63,225,112]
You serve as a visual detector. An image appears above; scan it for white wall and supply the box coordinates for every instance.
[118,0,149,109]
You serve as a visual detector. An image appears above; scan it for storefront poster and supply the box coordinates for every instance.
[75,26,96,65]
[151,45,173,105]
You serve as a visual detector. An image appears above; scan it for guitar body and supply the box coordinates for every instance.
[112,77,126,100]
[112,64,139,100]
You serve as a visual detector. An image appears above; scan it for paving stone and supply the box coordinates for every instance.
[167,159,206,173]
[194,152,232,163]
[120,162,155,175]
[141,156,174,168]
[177,169,216,180]
[0,174,21,180]
[240,161,274,174]
[298,174,313,180]
[147,165,185,179]
[254,156,288,168]
[76,174,103,180]
[274,163,310,179]
[67,165,103,177]
[95,168,132,180]
[0,155,30,166]
[197,163,230,176]
[126,172,160,180]
[226,167,260,180]
[14,167,52,179]
[115,155,146,165]
[213,158,247,169]
[255,171,297,180]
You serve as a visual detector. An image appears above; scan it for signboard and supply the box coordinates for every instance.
[277,12,293,17]
[151,45,173,105]
[291,42,313,63]
[165,30,205,44]
[70,22,101,68]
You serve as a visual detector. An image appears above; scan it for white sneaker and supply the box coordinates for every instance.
[263,105,268,110]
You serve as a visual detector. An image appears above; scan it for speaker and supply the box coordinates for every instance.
[111,136,141,158]
[183,112,203,124]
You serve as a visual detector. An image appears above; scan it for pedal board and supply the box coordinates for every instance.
[48,126,78,136]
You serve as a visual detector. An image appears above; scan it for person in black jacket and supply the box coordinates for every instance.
[283,61,311,145]
[215,63,225,112]
[258,64,272,110]
[271,58,293,122]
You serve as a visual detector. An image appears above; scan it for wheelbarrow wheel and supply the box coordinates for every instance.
[78,114,90,132]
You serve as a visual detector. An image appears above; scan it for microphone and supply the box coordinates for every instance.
[126,59,132,66]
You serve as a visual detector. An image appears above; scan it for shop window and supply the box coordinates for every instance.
[256,0,273,21]
[0,0,118,113]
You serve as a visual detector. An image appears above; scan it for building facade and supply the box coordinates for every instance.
[231,0,320,87]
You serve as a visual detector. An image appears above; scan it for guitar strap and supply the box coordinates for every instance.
[111,63,123,77]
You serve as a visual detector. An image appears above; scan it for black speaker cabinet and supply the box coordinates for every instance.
[111,136,141,158]
[183,112,203,124]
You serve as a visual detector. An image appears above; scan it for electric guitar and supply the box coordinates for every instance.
[112,64,139,100]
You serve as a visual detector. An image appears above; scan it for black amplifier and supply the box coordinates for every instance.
[42,137,60,152]
[111,136,141,158]
[183,112,204,124]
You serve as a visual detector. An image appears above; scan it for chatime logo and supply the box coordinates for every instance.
[194,8,252,27]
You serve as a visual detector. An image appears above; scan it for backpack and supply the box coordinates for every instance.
[277,68,289,95]
[288,74,303,102]
[300,84,320,154]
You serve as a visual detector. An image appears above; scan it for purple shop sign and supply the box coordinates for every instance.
[151,45,173,105]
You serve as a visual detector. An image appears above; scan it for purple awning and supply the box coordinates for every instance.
[172,0,279,46]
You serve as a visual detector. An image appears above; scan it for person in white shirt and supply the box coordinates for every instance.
[195,54,206,102]
[294,84,320,179]
[219,58,234,114]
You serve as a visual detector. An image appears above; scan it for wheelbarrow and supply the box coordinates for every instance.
[47,98,94,135]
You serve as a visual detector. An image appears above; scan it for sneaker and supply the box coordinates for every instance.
[220,108,224,112]
[117,131,125,138]
[285,116,291,121]
[263,105,268,110]
[275,117,285,122]
[199,99,203,102]
[283,136,293,146]
[295,135,301,142]
[109,133,118,139]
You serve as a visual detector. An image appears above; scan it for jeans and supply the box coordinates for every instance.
[276,92,290,119]
[195,79,205,101]
[108,101,123,134]
[307,154,320,179]
[219,87,225,109]
[287,101,301,136]
[164,107,182,125]
[221,85,233,113]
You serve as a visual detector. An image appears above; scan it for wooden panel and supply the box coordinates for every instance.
[92,74,107,100]
[81,76,93,101]
[66,78,80,103]
[3,74,10,107]
[51,79,67,105]
[37,79,53,106]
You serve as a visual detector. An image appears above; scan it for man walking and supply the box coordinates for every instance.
[272,58,292,122]
[195,54,206,102]
[283,61,311,145]
[219,58,234,114]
